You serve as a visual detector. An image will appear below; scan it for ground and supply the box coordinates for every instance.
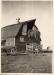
[1,53,52,73]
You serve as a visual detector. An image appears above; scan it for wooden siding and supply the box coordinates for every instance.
[22,23,27,35]
[6,37,15,46]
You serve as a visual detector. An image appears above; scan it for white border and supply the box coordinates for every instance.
[0,0,54,75]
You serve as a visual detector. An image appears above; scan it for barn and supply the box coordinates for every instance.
[1,19,41,54]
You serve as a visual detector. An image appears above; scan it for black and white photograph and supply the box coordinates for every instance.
[1,0,53,73]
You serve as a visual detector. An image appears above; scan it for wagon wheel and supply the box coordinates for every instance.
[10,47,16,55]
[6,49,10,55]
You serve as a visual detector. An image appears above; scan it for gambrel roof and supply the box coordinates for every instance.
[1,19,36,40]
[1,23,22,40]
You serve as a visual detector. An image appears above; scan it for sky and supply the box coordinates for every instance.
[1,1,53,49]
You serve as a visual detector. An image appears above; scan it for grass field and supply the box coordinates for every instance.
[1,53,52,73]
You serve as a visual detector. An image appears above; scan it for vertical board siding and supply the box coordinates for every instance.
[6,37,15,46]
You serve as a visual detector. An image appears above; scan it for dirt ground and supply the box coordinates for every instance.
[1,53,52,73]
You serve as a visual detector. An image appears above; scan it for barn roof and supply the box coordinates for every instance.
[1,19,36,40]
[1,23,22,40]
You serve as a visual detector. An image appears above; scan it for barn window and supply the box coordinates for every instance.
[20,36,24,42]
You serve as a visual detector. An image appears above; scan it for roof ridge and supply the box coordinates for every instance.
[1,19,36,28]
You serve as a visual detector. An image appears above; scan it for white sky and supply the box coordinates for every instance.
[1,1,54,49]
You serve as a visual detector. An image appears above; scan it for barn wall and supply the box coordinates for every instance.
[6,37,15,46]
[15,36,25,47]
[15,37,26,52]
[22,23,27,35]
[15,37,19,46]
